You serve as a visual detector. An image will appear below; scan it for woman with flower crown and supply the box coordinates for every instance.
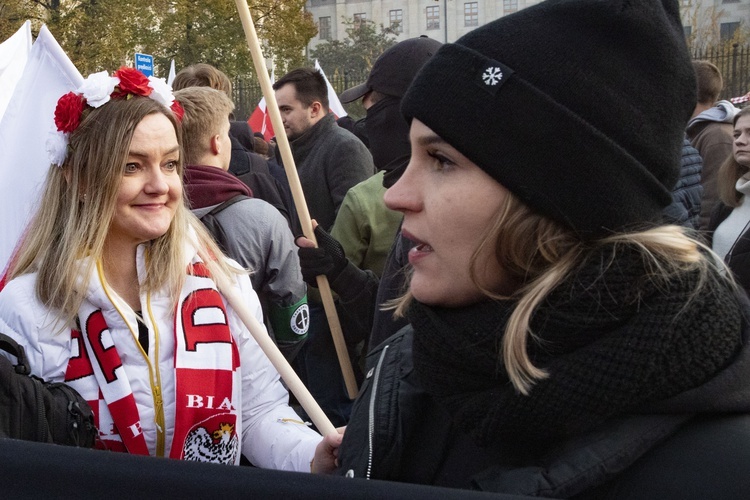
[0,67,341,470]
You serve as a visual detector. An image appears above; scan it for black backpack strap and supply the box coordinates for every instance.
[200,195,249,255]
[202,194,249,219]
[0,332,30,375]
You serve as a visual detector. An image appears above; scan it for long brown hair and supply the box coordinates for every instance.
[717,106,750,207]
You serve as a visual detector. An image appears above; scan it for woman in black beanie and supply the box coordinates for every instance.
[336,0,750,497]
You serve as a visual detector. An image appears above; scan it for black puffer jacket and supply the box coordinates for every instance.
[663,138,703,229]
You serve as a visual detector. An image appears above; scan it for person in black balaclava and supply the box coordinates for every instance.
[296,36,443,362]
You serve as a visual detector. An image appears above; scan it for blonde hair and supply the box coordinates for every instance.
[174,87,235,166]
[717,106,750,207]
[393,191,722,395]
[172,63,233,96]
[9,96,234,326]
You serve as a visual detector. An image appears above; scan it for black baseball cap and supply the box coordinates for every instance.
[339,36,443,103]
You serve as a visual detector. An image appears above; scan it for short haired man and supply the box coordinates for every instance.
[273,68,375,231]
[173,64,297,230]
[175,86,309,359]
[686,60,738,229]
[273,68,375,426]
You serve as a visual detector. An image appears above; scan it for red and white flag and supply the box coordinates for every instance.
[248,96,274,141]
[731,92,750,106]
[0,25,83,287]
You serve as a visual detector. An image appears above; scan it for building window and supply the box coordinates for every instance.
[319,17,331,40]
[720,22,740,43]
[464,2,478,27]
[353,12,366,30]
[504,0,518,14]
[389,9,403,34]
[426,5,440,30]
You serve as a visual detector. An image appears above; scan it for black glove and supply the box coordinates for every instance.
[297,225,348,287]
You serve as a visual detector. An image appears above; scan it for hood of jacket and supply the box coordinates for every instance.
[687,100,739,131]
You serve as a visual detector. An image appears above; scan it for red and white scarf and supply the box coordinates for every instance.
[63,257,242,464]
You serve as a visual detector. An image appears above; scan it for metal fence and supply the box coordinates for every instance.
[231,46,750,120]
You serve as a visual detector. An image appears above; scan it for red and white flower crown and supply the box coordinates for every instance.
[47,66,184,167]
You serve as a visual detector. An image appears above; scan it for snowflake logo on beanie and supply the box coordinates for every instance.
[482,67,504,86]
[475,60,513,96]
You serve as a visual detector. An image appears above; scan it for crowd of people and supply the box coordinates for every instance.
[2,0,750,497]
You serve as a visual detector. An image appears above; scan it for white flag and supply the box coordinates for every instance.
[0,21,32,121]
[0,25,83,278]
[314,60,347,118]
[167,59,176,86]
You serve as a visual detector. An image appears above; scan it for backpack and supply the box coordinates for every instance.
[0,332,97,447]
[199,195,249,255]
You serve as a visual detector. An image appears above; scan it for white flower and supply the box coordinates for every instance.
[46,129,69,167]
[77,71,118,108]
[148,76,175,107]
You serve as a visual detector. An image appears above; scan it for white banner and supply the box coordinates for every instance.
[0,25,83,276]
[0,21,32,121]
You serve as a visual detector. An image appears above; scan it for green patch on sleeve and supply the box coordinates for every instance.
[269,295,309,342]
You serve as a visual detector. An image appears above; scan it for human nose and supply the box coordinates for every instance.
[737,131,749,147]
[384,160,421,213]
[144,165,169,194]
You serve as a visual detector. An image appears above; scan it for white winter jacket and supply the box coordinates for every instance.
[0,244,320,471]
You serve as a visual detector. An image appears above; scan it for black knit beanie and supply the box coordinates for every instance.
[401,0,696,238]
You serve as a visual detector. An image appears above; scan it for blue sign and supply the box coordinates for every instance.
[135,53,154,77]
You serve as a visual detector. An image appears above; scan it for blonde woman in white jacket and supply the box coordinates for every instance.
[0,67,340,470]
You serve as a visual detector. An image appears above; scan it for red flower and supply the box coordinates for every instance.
[112,66,152,98]
[171,100,184,122]
[54,92,87,133]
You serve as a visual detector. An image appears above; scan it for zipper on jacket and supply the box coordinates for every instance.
[367,344,390,480]
[97,262,165,457]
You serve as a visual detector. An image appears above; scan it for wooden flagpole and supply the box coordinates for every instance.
[200,251,337,437]
[232,0,358,399]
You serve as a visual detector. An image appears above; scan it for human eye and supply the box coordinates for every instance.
[163,159,178,171]
[124,162,139,174]
[428,150,456,171]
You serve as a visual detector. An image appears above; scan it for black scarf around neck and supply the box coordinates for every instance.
[410,246,743,452]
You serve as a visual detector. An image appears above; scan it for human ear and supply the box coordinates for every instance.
[210,134,221,156]
[310,101,322,118]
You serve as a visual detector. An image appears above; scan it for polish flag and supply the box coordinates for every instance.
[247,61,347,141]
[248,96,274,141]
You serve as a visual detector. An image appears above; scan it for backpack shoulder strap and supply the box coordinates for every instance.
[199,195,250,256]
[0,332,30,374]
[201,194,250,220]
